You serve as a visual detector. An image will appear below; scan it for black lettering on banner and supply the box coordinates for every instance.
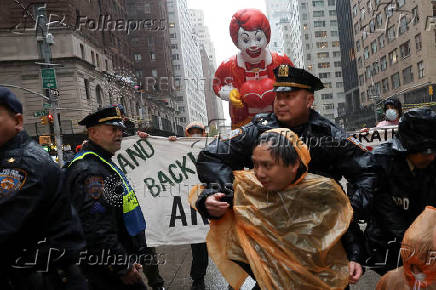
[157,171,175,191]
[144,178,160,197]
[126,144,148,166]
[358,132,371,143]
[175,156,196,179]
[186,152,197,164]
[168,163,183,184]
[370,130,382,143]
[137,139,155,158]
[117,153,135,173]
[169,196,187,227]
[190,206,209,226]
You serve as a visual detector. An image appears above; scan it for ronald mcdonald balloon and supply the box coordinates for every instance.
[213,9,293,128]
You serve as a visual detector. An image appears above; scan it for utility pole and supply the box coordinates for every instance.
[35,4,64,166]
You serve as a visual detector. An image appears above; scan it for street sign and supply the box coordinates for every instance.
[33,110,49,117]
[49,88,59,97]
[43,103,52,109]
[41,68,57,89]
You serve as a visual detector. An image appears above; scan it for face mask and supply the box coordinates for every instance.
[385,109,398,121]
[191,134,203,137]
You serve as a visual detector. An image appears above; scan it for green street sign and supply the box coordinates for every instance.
[33,110,49,117]
[41,68,57,89]
[43,102,52,109]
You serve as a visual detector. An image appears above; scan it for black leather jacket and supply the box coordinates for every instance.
[195,111,380,263]
[0,131,85,286]
[65,140,147,276]
[365,140,436,270]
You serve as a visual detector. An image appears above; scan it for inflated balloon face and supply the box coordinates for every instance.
[237,27,268,62]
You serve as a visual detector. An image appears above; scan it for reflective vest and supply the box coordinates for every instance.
[69,151,146,236]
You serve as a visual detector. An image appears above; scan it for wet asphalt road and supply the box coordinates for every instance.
[153,245,381,290]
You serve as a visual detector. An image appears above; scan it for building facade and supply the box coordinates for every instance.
[280,0,305,68]
[266,0,290,55]
[0,0,139,147]
[352,0,436,117]
[337,0,375,130]
[298,0,345,121]
[167,0,208,127]
[127,0,181,136]
[189,9,224,126]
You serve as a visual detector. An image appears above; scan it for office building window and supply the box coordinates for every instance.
[403,66,414,84]
[389,49,398,65]
[316,42,328,48]
[317,52,330,58]
[387,25,396,42]
[314,20,326,27]
[319,72,331,78]
[399,41,410,58]
[378,35,385,48]
[371,40,377,54]
[364,47,369,60]
[415,33,422,51]
[391,72,401,89]
[399,15,408,34]
[412,6,419,24]
[417,61,424,79]
[134,54,142,61]
[382,78,389,93]
[315,31,327,38]
[380,56,387,71]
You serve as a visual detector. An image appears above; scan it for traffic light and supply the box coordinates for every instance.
[40,116,48,125]
[47,114,54,122]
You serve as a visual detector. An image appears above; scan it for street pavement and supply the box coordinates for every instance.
[151,245,380,290]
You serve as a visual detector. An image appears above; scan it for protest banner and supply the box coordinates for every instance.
[113,136,210,247]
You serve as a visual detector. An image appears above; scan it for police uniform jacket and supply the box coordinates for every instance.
[195,110,379,263]
[65,140,146,276]
[0,131,85,272]
[366,142,436,253]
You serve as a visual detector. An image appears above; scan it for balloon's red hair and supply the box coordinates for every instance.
[229,9,271,47]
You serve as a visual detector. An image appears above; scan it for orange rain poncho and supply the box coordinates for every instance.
[377,206,436,290]
[190,128,353,289]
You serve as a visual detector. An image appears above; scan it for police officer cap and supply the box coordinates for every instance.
[273,64,324,93]
[398,107,436,154]
[79,106,126,129]
[0,86,23,114]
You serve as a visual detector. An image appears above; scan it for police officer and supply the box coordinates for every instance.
[365,107,436,274]
[0,87,87,290]
[195,65,380,285]
[65,106,148,290]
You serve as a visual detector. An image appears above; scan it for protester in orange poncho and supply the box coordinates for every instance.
[191,128,353,289]
[377,206,436,290]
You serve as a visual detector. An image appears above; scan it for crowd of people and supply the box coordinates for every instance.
[0,64,435,290]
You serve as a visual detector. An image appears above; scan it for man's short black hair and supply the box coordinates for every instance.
[255,131,307,180]
[0,103,18,117]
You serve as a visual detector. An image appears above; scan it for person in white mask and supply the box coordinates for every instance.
[376,98,402,127]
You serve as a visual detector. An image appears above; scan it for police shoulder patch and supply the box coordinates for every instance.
[220,128,243,140]
[84,176,104,200]
[0,168,27,198]
[346,136,368,152]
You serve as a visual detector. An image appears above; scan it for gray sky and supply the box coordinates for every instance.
[187,0,267,122]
